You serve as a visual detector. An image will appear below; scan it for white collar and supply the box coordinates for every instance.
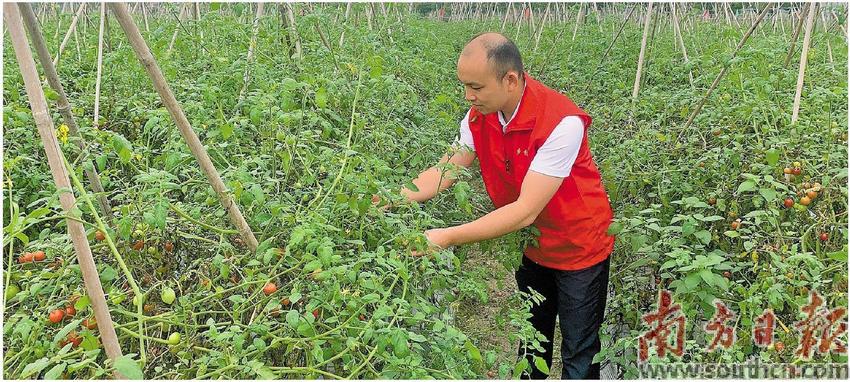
[497,80,527,129]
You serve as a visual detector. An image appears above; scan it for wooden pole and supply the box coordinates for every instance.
[93,2,106,127]
[285,3,302,60]
[142,2,149,33]
[532,3,551,53]
[168,3,187,54]
[107,2,259,252]
[671,3,694,87]
[632,3,653,100]
[580,4,637,94]
[784,3,810,68]
[501,2,512,32]
[572,3,585,41]
[791,2,819,124]
[677,3,773,143]
[3,4,125,378]
[339,2,352,48]
[53,3,85,68]
[73,21,81,59]
[20,3,114,223]
[239,2,264,101]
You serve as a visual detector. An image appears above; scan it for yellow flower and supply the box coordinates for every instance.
[57,123,69,144]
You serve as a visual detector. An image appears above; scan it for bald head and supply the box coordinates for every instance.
[461,32,524,80]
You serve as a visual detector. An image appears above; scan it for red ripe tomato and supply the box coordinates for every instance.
[65,331,82,348]
[783,198,794,208]
[723,271,731,278]
[312,309,320,319]
[819,232,829,242]
[164,241,174,253]
[792,167,802,175]
[33,251,46,261]
[262,282,277,296]
[132,240,144,251]
[49,309,65,324]
[82,317,98,330]
[19,253,34,264]
[281,297,291,307]
[806,190,818,199]
[65,306,76,317]
[95,230,106,241]
[730,221,741,230]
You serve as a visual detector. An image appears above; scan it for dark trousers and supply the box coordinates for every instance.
[515,255,610,380]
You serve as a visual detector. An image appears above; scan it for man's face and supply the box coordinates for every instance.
[457,51,515,115]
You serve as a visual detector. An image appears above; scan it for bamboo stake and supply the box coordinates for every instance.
[581,4,637,94]
[671,3,694,87]
[3,4,125,378]
[677,3,773,143]
[93,2,106,127]
[142,2,149,33]
[53,11,62,44]
[339,2,352,48]
[20,3,114,223]
[314,22,340,72]
[168,3,186,54]
[53,3,85,68]
[239,2,264,101]
[107,2,259,252]
[780,6,787,37]
[285,3,302,60]
[728,3,741,29]
[532,3,551,53]
[366,2,373,30]
[791,2,818,124]
[572,3,585,41]
[73,21,81,59]
[832,10,848,40]
[501,2,512,32]
[632,3,653,100]
[784,3,810,68]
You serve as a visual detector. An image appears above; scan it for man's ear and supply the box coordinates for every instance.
[504,71,521,90]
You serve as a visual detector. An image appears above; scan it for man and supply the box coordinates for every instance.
[391,32,615,379]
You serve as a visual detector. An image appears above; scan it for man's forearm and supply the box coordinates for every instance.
[440,200,536,247]
[401,167,456,202]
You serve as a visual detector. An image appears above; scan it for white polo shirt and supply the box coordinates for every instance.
[454,87,584,178]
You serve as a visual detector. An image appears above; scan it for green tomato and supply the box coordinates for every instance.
[167,332,181,346]
[111,292,126,305]
[147,246,159,256]
[5,284,21,301]
[160,287,176,305]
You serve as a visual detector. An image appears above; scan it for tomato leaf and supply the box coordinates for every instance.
[21,357,50,378]
[112,354,144,380]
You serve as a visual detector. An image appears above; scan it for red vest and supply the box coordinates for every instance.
[468,75,614,270]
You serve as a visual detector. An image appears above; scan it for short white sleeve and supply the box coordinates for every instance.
[528,116,584,178]
[454,109,476,151]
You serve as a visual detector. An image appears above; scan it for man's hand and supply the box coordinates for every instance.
[410,228,452,257]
